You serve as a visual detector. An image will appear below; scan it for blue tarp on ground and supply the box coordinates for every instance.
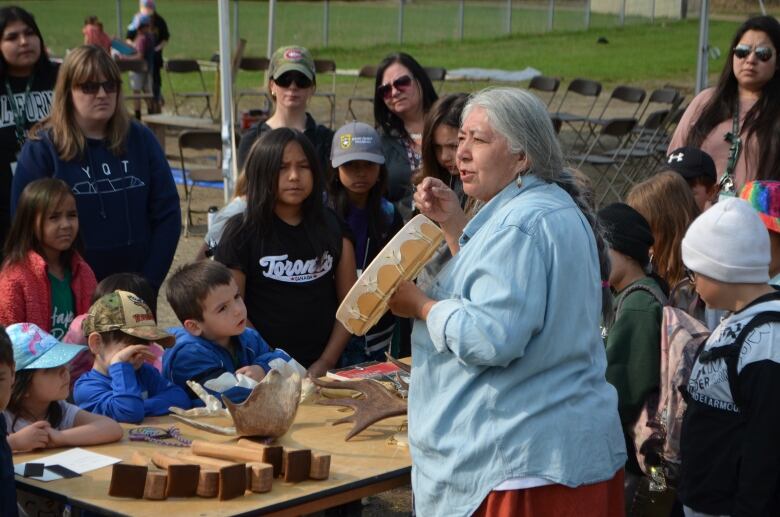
[171,168,223,189]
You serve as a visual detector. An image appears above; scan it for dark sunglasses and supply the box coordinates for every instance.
[77,80,119,95]
[274,71,313,89]
[733,44,774,62]
[377,74,413,100]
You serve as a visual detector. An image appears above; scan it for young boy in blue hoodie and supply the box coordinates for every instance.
[163,261,295,404]
[0,326,17,517]
[73,290,192,423]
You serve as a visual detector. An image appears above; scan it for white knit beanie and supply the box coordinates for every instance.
[682,197,770,283]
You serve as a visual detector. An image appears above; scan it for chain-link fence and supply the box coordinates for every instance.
[254,0,685,52]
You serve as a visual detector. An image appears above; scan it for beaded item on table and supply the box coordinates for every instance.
[128,426,192,447]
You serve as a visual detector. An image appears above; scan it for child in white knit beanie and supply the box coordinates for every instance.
[677,196,780,516]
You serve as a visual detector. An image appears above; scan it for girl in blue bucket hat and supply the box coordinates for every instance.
[3,323,122,453]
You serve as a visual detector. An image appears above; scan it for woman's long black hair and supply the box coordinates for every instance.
[220,128,336,259]
[0,6,52,79]
[686,15,780,180]
[373,52,438,140]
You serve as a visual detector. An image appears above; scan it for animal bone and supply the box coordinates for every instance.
[171,369,302,438]
[312,378,407,441]
[222,369,301,438]
[169,380,229,418]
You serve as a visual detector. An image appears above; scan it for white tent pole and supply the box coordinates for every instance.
[267,0,276,58]
[695,0,709,94]
[218,0,236,201]
[116,0,123,38]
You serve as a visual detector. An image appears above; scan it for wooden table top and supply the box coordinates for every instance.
[14,401,411,516]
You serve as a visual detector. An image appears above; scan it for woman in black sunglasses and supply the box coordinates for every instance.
[237,46,333,175]
[373,52,438,218]
[669,15,780,191]
[0,5,59,261]
[10,45,181,294]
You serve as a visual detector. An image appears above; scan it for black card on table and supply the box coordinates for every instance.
[22,463,44,477]
[45,464,81,478]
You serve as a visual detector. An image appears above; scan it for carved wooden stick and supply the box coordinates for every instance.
[191,440,264,463]
[312,378,407,440]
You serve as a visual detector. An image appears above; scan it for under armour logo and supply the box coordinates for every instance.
[668,152,684,163]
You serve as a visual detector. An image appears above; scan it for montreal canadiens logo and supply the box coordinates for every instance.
[284,48,303,61]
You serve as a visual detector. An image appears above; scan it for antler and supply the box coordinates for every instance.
[312,378,407,441]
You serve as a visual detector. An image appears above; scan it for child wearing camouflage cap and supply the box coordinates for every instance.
[73,290,191,423]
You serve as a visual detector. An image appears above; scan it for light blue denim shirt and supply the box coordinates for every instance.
[409,175,626,517]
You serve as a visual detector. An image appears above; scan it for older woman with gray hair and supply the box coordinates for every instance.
[388,88,626,516]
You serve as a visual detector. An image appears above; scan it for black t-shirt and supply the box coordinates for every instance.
[0,62,59,245]
[215,209,344,367]
[237,113,333,176]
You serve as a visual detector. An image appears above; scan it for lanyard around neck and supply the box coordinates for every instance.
[4,75,34,148]
[721,102,742,194]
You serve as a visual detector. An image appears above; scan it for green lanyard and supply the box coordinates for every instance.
[720,102,742,197]
[4,76,33,148]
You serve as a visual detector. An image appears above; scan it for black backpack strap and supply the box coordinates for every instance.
[615,282,668,318]
[699,311,780,410]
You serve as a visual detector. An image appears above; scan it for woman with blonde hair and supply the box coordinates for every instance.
[11,44,180,292]
[627,171,700,309]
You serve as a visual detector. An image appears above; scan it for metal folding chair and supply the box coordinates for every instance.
[634,87,682,127]
[423,66,447,93]
[549,78,602,151]
[178,130,223,236]
[346,65,377,121]
[529,75,560,108]
[567,117,637,206]
[165,59,214,119]
[613,109,672,194]
[313,59,337,128]
[235,57,272,113]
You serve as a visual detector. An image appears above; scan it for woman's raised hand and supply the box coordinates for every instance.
[414,177,462,224]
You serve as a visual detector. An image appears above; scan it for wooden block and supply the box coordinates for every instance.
[282,449,311,483]
[108,463,147,498]
[196,470,220,498]
[178,453,270,495]
[237,439,283,477]
[309,453,331,480]
[166,464,200,498]
[218,463,247,501]
[248,462,273,493]
[143,471,168,500]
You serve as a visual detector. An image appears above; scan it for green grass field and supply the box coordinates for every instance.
[21,0,660,57]
[12,1,742,119]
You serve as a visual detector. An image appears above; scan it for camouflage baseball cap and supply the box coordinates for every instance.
[269,46,315,81]
[82,290,175,347]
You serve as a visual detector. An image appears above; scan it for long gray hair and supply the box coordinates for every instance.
[463,87,612,322]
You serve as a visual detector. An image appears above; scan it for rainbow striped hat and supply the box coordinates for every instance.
[739,181,780,233]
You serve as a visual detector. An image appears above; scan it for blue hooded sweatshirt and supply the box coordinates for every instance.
[73,363,192,424]
[11,121,181,291]
[163,327,293,404]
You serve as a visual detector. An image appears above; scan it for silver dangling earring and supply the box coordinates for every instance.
[515,174,523,188]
